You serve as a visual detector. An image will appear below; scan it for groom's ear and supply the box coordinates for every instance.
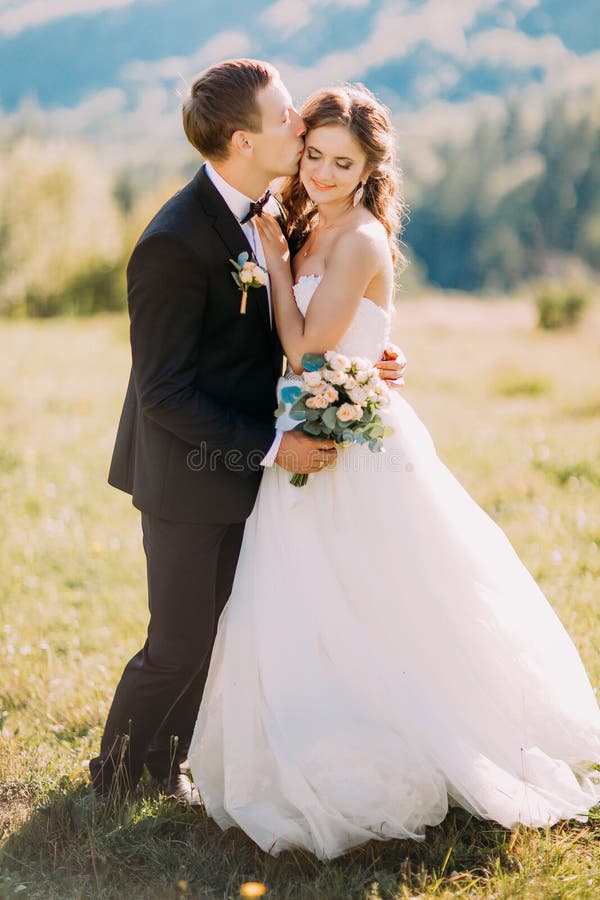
[231,129,254,158]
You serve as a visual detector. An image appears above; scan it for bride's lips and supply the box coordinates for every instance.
[311,178,336,191]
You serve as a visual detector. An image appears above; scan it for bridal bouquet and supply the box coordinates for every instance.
[277,351,394,487]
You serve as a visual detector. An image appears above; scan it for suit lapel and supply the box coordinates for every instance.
[193,166,271,334]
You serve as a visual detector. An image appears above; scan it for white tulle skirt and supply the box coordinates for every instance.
[188,391,600,859]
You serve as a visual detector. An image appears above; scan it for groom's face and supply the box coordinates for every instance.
[250,78,306,180]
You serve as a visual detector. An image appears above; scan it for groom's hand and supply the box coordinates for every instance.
[275,432,337,473]
[375,343,407,386]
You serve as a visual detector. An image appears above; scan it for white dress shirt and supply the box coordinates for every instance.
[204,162,282,467]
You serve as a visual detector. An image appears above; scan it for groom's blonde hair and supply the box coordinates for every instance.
[183,59,276,161]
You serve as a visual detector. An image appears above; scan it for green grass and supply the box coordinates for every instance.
[491,373,553,398]
[1,296,599,898]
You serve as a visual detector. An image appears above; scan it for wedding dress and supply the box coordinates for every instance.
[188,274,600,859]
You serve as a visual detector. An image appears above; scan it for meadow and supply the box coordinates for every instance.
[0,295,599,899]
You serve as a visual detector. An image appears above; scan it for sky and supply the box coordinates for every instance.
[1,0,599,167]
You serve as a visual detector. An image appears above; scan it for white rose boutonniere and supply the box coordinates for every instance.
[230,252,268,314]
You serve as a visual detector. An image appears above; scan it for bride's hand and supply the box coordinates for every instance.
[375,343,407,386]
[255,212,292,280]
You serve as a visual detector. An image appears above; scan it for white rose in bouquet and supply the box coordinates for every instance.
[336,403,363,423]
[325,351,350,372]
[373,380,391,406]
[303,370,323,388]
[306,394,330,409]
[328,369,348,386]
[350,356,372,371]
[323,386,339,404]
[348,386,368,406]
[373,379,389,396]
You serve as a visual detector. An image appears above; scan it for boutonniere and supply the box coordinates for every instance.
[229,252,268,314]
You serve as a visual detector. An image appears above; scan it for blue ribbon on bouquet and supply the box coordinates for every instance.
[261,376,307,467]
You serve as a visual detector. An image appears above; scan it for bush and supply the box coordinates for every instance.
[23,263,125,317]
[0,137,126,317]
[535,284,591,330]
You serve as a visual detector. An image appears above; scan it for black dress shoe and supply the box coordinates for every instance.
[158,772,201,808]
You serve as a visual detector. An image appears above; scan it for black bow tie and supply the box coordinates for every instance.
[240,190,271,225]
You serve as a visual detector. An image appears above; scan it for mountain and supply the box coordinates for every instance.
[1,0,599,167]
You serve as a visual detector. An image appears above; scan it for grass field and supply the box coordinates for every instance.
[0,296,599,899]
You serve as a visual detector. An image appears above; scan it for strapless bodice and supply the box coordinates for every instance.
[291,274,390,362]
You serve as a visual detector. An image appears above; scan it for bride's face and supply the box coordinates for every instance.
[300,124,368,205]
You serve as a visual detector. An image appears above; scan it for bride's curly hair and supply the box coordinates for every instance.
[282,83,407,267]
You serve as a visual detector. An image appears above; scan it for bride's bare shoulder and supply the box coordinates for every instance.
[331,214,391,271]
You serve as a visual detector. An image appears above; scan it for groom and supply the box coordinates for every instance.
[90,59,405,803]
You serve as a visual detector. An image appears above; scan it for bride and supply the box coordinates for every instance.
[188,83,600,860]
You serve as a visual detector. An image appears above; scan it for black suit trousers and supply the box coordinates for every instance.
[90,512,244,792]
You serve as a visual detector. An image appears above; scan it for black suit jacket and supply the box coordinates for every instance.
[108,165,284,524]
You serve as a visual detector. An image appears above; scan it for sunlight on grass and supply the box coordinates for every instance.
[491,371,553,397]
[0,298,599,898]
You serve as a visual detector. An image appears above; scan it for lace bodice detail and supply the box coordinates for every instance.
[291,274,391,362]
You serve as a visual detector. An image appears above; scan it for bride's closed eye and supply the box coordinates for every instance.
[306,149,353,170]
